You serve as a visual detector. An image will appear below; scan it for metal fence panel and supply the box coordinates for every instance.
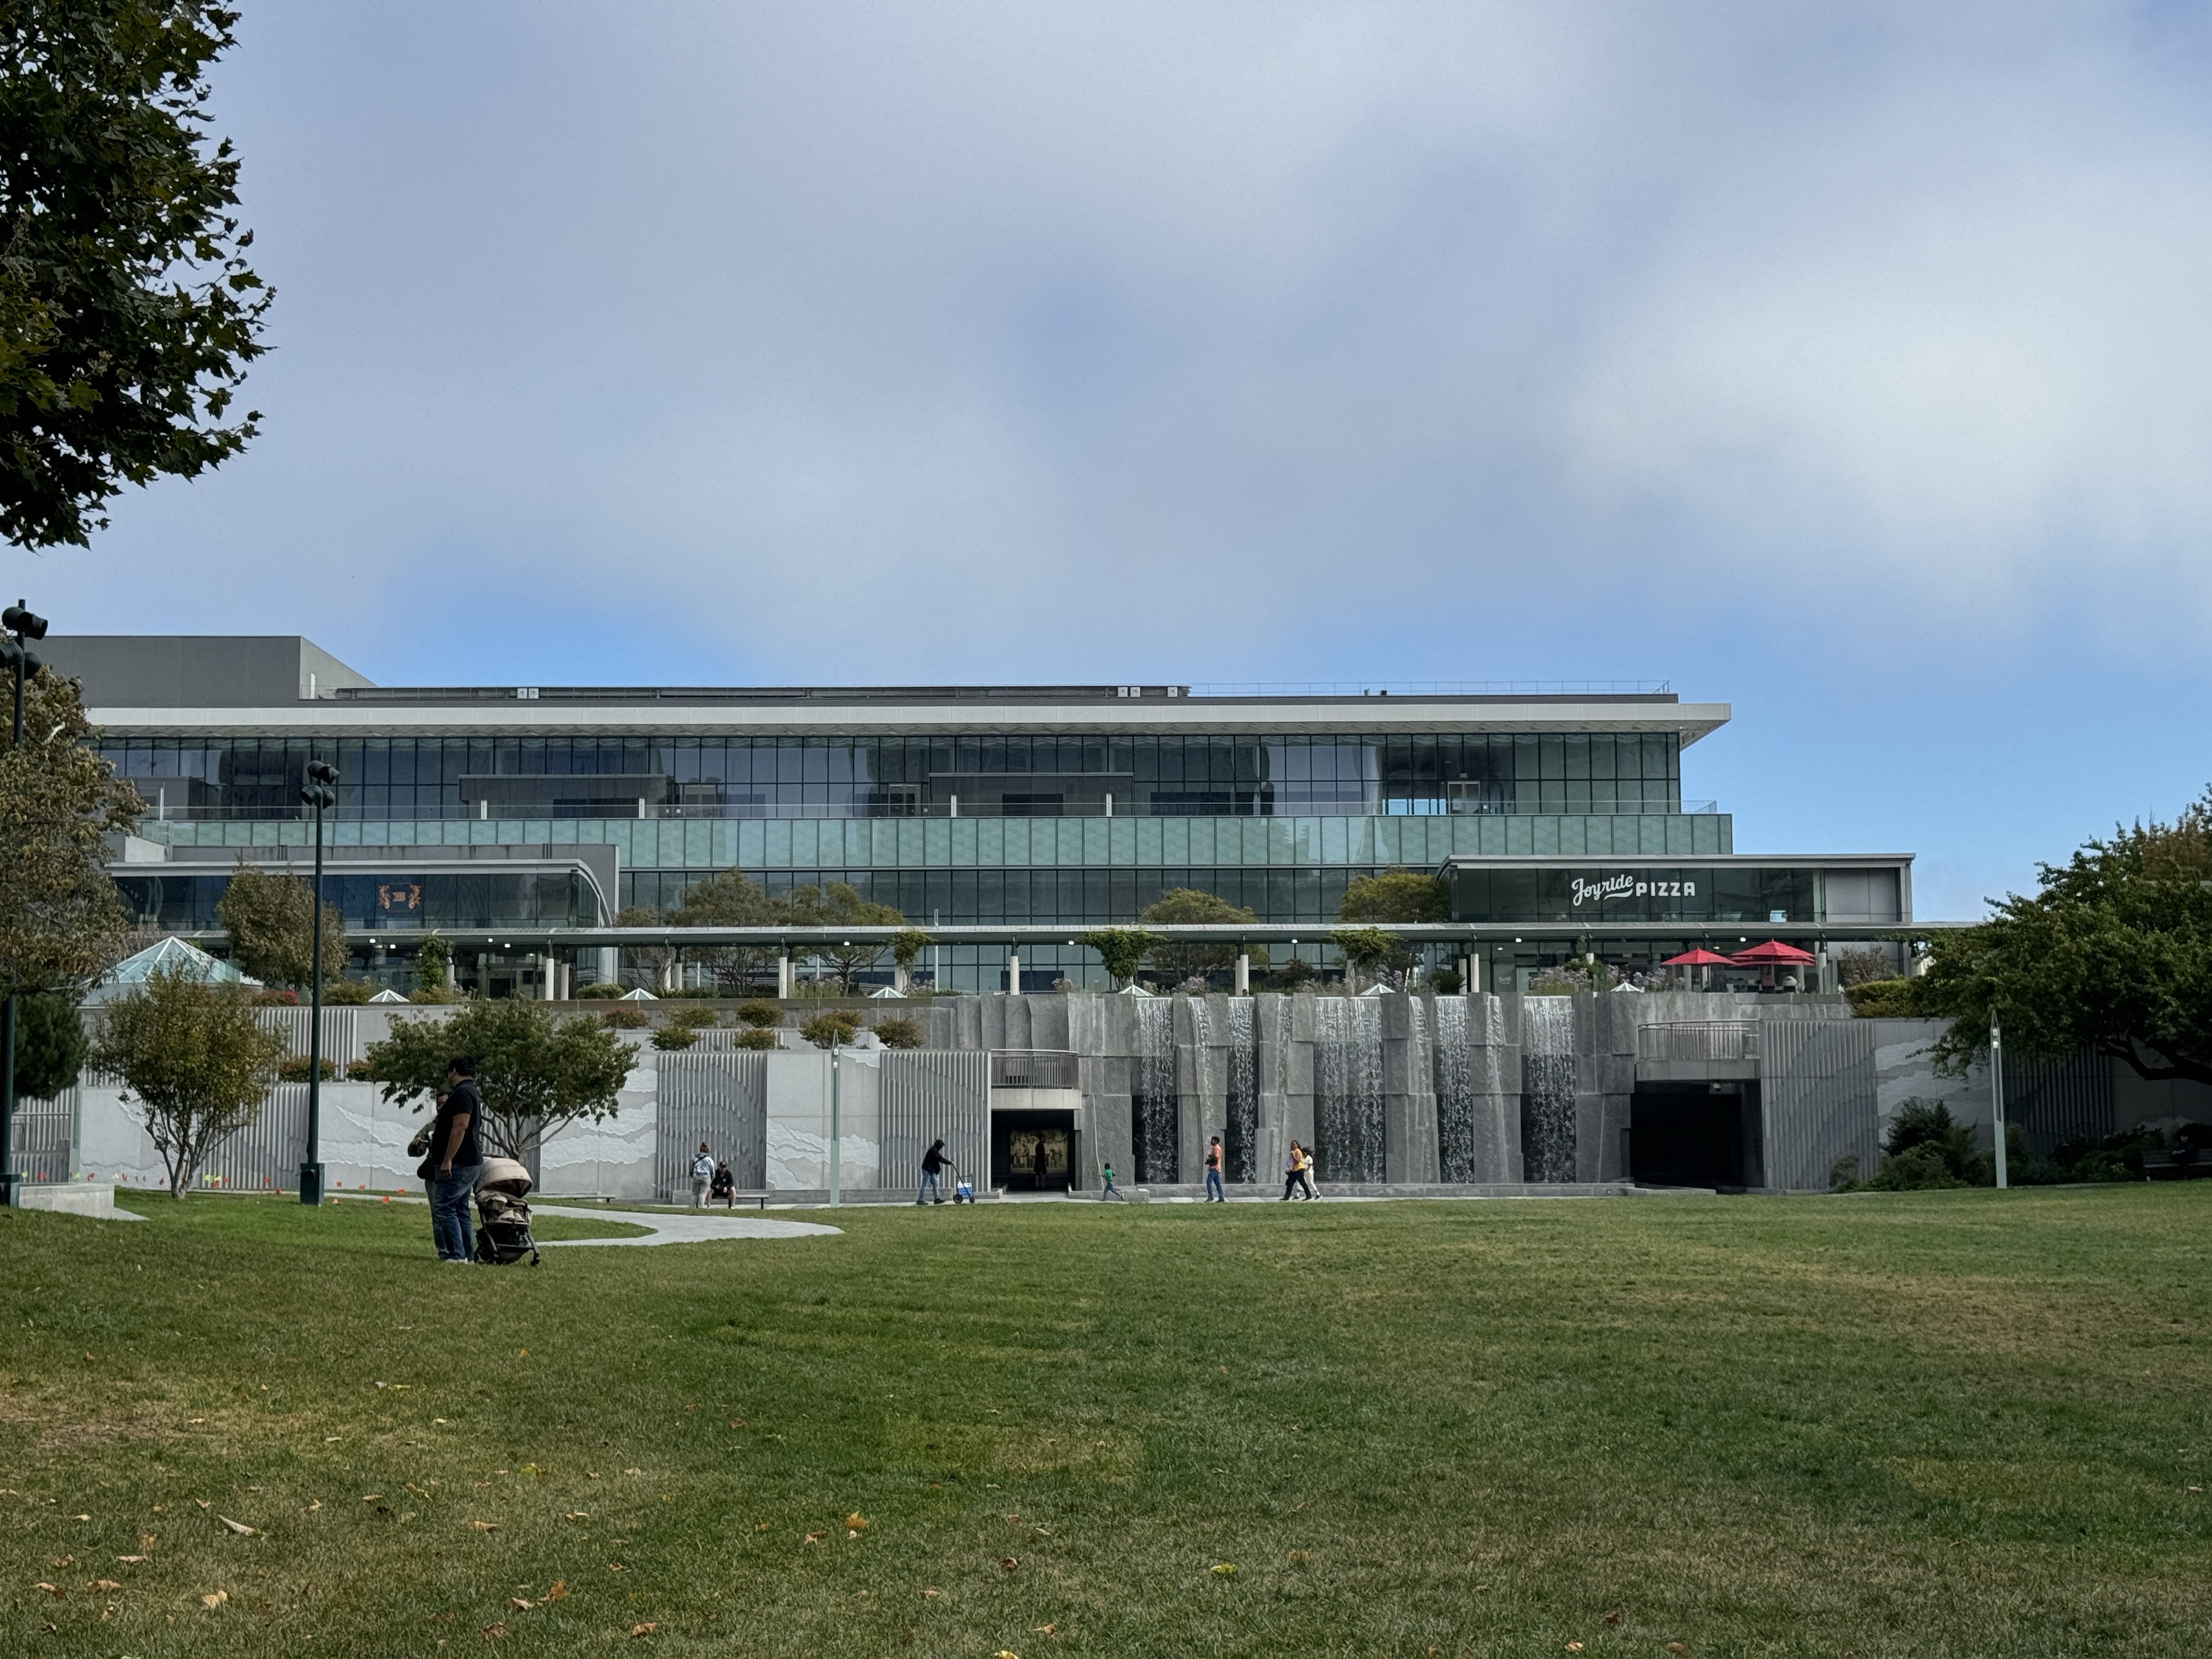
[199,1083,309,1193]
[882,1051,990,1194]
[2006,1047,2114,1153]
[1638,1021,1759,1063]
[990,1050,1077,1090]
[10,1086,75,1184]
[655,1051,768,1199]
[1763,1019,1879,1191]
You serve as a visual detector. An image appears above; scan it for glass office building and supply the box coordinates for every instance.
[58,636,1909,992]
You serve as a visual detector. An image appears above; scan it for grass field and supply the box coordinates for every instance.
[2,1185,2207,1657]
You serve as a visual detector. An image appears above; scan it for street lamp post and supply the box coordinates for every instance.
[1989,1012,2008,1190]
[299,759,338,1205]
[0,600,49,1208]
[827,1033,842,1207]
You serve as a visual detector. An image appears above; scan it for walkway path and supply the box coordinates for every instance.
[534,1204,840,1248]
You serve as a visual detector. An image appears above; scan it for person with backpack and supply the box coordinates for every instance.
[689,1141,715,1208]
[1205,1135,1226,1203]
[918,1138,949,1205]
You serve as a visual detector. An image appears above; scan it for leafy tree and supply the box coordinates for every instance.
[872,1015,924,1049]
[799,1008,862,1049]
[1139,888,1265,980]
[783,881,903,992]
[12,989,83,1098]
[1330,926,1407,989]
[89,961,283,1197]
[734,1001,781,1029]
[0,0,273,550]
[363,998,637,1160]
[215,861,346,990]
[0,669,138,995]
[1338,869,1448,924]
[889,927,933,990]
[411,933,458,1001]
[1080,927,1163,989]
[1833,946,1895,989]
[669,868,785,992]
[1915,790,2212,1086]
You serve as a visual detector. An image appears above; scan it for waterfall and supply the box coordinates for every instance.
[1225,997,1257,1183]
[1313,996,1386,1184]
[1521,996,1577,1183]
[1433,995,1481,1182]
[1133,997,1180,1183]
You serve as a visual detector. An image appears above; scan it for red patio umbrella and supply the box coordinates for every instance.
[1730,940,1815,964]
[1660,946,1737,991]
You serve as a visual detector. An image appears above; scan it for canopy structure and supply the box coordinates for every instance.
[368,988,409,1003]
[1731,940,1816,965]
[1661,948,1737,967]
[83,936,259,1004]
[619,987,658,1000]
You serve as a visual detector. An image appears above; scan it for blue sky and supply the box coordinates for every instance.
[8,2,2211,919]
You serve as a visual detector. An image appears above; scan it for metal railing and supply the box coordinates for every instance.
[1638,1022,1760,1063]
[991,1051,1079,1090]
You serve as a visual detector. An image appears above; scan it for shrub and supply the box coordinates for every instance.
[873,1015,924,1049]
[1834,946,1895,988]
[251,986,301,1006]
[800,1010,864,1049]
[734,1002,782,1030]
[650,1026,698,1051]
[1865,1141,1967,1190]
[1268,957,1317,991]
[1430,968,1464,995]
[733,1028,777,1051]
[1846,977,1924,1017]
[346,1059,373,1081]
[602,1006,650,1030]
[276,1054,339,1082]
[321,978,373,1005]
[573,983,625,1000]
[669,1004,720,1030]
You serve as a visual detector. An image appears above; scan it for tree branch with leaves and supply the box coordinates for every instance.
[363,997,637,1160]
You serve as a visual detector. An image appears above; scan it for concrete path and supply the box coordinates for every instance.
[533,1204,840,1248]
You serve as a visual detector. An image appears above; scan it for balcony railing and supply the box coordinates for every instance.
[1637,1022,1760,1063]
[991,1051,1080,1090]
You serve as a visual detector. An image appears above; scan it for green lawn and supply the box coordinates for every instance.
[2,1186,2207,1657]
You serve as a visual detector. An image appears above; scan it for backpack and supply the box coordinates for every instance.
[691,1153,714,1180]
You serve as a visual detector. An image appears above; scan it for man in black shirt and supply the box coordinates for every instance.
[425,1056,486,1262]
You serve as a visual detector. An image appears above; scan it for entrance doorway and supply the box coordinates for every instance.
[992,1110,1078,1192]
[1630,1082,1763,1190]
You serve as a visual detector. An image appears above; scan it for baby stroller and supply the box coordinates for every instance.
[473,1156,540,1266]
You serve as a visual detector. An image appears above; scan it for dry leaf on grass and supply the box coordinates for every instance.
[467,1520,499,1531]
[1667,1647,1687,1655]
[33,1582,59,1596]
[1211,1563,1237,1577]
[565,1511,588,1521]
[482,1621,507,1638]
[510,1598,535,1611]
[1035,1622,1057,1634]
[845,1512,867,1530]
[545,1581,568,1601]
[803,1531,827,1545]
[753,1522,769,1532]
[1566,1645,1584,1654]
[49,1555,74,1568]
[201,1590,228,1609]
[90,1579,121,1591]
[1000,1556,1019,1571]
[922,1588,940,1598]
[1601,1612,1621,1626]
[218,1516,255,1535]
[116,1556,147,1565]
[629,1622,657,1638]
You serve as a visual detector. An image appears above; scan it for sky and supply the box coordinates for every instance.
[8,1,2212,920]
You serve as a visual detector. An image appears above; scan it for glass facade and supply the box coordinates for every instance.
[113,871,599,934]
[98,731,1683,821]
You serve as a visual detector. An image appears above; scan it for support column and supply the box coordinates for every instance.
[1006,949,1020,994]
[1463,953,1479,994]
[1233,951,1250,995]
[777,951,794,1000]
[597,946,618,987]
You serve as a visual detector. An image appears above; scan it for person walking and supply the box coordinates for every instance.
[422,1056,485,1262]
[1299,1144,1321,1201]
[918,1138,948,1205]
[690,1141,715,1208]
[1283,1140,1304,1201]
[1205,1135,1225,1203]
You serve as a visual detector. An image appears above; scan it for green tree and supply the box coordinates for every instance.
[872,1014,924,1049]
[1139,888,1265,981]
[363,998,636,1160]
[12,989,83,1098]
[669,867,785,992]
[411,934,454,1001]
[1080,927,1163,989]
[89,961,283,1197]
[612,904,675,992]
[889,928,933,991]
[1338,868,1448,923]
[0,1,273,550]
[1330,926,1407,990]
[0,669,139,995]
[1914,790,2212,1086]
[782,881,903,992]
[215,861,346,989]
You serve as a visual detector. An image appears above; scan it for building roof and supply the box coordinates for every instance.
[83,935,260,1003]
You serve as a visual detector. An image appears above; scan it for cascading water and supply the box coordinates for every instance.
[1520,995,1578,1182]
[1313,997,1386,1183]
[1225,997,1257,1183]
[1133,997,1180,1183]
[1433,995,1481,1182]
